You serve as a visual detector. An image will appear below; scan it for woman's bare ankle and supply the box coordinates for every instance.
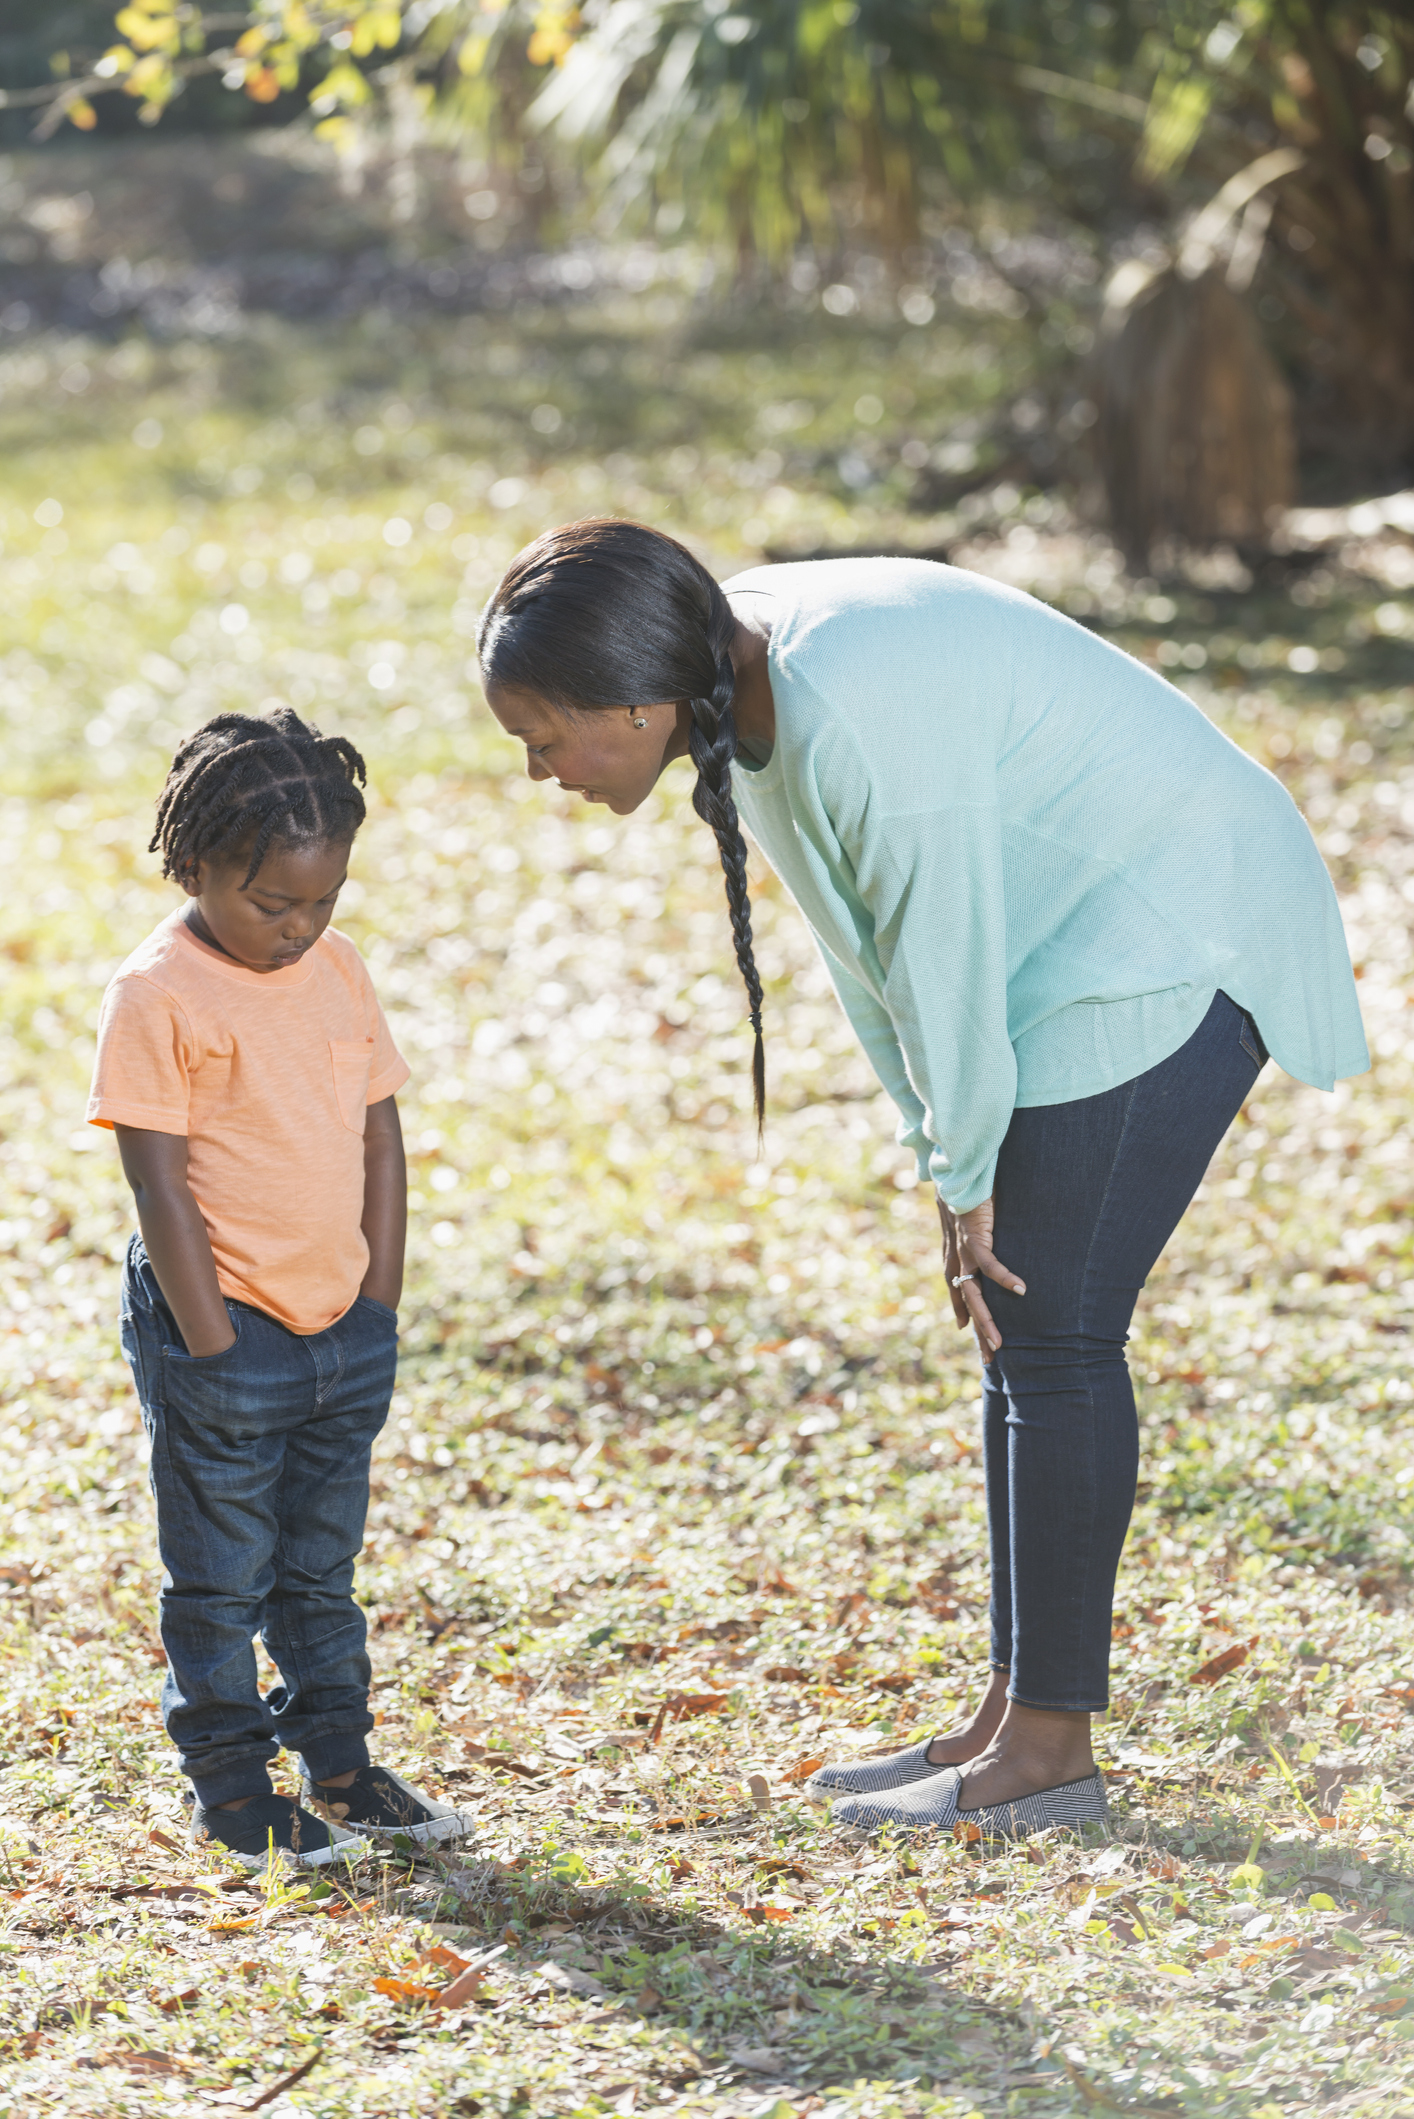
[925,1668,1010,1767]
[955,1703,1096,1807]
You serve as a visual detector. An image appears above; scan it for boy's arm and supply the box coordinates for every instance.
[360,1094,406,1310]
[114,1126,237,1357]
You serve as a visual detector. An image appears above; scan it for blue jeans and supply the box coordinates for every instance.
[120,1236,397,1807]
[982,990,1266,1712]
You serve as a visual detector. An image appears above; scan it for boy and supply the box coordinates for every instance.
[89,707,465,1865]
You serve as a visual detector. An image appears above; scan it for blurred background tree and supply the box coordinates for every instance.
[7,0,1413,542]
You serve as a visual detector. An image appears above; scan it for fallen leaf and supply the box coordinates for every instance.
[1188,1642,1252,1684]
[762,1666,811,1683]
[1288,1946,1353,1972]
[373,1976,441,2004]
[781,1755,824,1784]
[667,1857,694,1881]
[746,1772,772,1811]
[1238,1936,1300,1967]
[97,2048,190,2079]
[419,1943,473,1975]
[541,1959,607,1998]
[914,1568,961,1617]
[147,1830,182,1854]
[640,1692,730,1741]
[744,1904,794,1923]
[435,1964,489,2008]
[433,1941,508,2007]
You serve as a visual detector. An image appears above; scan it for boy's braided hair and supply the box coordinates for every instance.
[478,518,767,1136]
[151,708,368,885]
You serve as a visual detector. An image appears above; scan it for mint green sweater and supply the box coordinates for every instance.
[725,558,1367,1212]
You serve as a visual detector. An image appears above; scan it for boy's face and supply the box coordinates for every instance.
[487,687,690,815]
[180,837,352,973]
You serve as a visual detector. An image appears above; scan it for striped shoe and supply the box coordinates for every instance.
[833,1765,962,1833]
[959,1770,1110,1841]
[804,1736,942,1801]
[835,1767,1109,1840]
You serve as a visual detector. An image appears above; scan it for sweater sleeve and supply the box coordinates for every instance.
[840,794,1017,1214]
[810,934,931,1171]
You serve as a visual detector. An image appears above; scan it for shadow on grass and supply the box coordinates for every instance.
[409,1826,1038,2101]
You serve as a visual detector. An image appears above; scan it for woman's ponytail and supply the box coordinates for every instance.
[479,518,767,1138]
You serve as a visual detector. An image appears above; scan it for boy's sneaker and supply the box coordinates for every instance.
[300,1763,472,1847]
[191,1792,370,1871]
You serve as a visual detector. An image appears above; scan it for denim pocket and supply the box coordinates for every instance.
[164,1304,244,1367]
[119,1290,151,1408]
[356,1294,398,1324]
[329,1037,375,1134]
[1238,1013,1269,1068]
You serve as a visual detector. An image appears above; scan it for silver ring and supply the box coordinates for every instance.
[951,1273,976,1287]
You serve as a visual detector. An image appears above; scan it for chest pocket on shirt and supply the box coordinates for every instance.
[329,1037,375,1135]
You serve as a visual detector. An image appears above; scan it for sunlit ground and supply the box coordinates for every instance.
[2,275,1414,2115]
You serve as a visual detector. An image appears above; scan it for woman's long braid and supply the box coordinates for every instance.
[150,708,368,883]
[687,633,767,1138]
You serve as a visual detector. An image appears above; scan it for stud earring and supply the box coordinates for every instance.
[632,716,648,728]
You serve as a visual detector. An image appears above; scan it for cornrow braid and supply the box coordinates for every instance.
[150,707,368,886]
[478,517,767,1137]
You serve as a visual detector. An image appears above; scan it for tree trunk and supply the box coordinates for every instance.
[1255,4,1414,479]
[1094,264,1296,567]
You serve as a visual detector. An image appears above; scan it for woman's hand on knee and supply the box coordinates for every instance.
[939,1198,1026,1362]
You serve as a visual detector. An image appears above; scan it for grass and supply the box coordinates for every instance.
[3,238,1414,2118]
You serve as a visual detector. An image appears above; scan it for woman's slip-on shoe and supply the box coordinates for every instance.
[833,1766,1109,1839]
[832,1765,963,1833]
[804,1736,942,1801]
[957,1769,1109,1841]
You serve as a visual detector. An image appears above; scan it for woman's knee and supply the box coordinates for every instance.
[991,1332,1131,1400]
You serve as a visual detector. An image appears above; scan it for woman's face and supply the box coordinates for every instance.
[488,688,687,815]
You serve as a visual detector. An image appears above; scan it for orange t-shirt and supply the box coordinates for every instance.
[88,908,409,1334]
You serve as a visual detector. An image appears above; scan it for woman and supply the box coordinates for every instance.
[476,519,1366,1839]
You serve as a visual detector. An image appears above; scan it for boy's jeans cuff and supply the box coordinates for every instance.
[188,1763,275,1810]
[298,1735,372,1786]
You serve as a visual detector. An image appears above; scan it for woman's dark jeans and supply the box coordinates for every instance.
[120,1236,397,1807]
[982,989,1266,1712]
